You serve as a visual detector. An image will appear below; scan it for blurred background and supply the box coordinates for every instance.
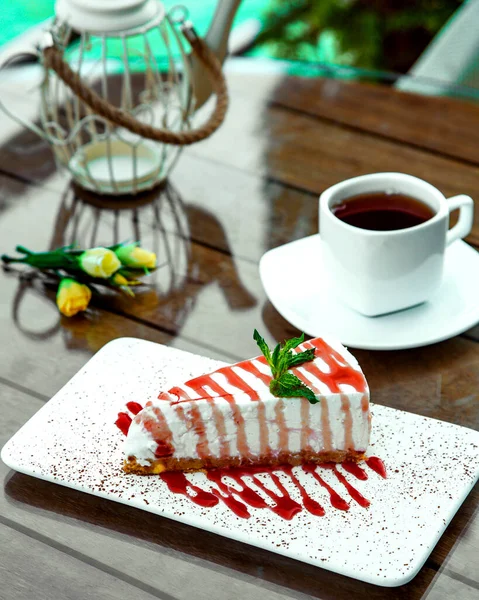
[2,0,479,98]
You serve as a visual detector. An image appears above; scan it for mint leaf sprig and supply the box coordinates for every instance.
[253,330,318,404]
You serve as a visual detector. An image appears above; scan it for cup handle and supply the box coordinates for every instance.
[446,195,474,246]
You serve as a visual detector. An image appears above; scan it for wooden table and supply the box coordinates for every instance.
[0,60,478,600]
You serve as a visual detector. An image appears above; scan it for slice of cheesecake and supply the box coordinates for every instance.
[123,335,370,474]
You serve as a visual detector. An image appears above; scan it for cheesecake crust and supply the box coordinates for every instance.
[124,449,366,475]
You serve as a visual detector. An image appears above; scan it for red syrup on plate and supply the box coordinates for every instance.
[160,460,385,520]
[331,465,370,508]
[303,463,350,511]
[160,472,219,508]
[115,412,132,436]
[366,456,387,478]
[126,401,143,415]
[342,461,368,480]
[208,466,303,520]
[282,465,326,517]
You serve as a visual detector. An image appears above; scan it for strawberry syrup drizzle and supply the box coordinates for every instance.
[208,466,302,520]
[115,412,132,436]
[163,460,385,519]
[282,465,325,516]
[302,463,350,511]
[115,401,144,436]
[319,463,370,508]
[293,369,323,395]
[237,359,271,386]
[300,399,313,452]
[217,366,260,399]
[206,472,253,518]
[320,397,332,452]
[366,456,387,478]
[274,399,290,453]
[160,472,219,508]
[342,461,368,480]
[169,337,366,404]
[232,361,272,456]
[183,377,231,459]
[184,404,211,459]
[299,339,367,394]
[340,395,354,451]
[252,469,303,520]
[217,366,271,457]
[185,374,251,458]
[256,400,272,456]
[207,468,269,509]
[126,402,143,415]
[143,406,175,458]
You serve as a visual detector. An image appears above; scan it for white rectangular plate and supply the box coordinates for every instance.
[2,338,479,587]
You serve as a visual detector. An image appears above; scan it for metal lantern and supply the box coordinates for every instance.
[0,0,239,195]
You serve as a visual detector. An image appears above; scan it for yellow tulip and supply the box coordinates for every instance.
[115,243,156,269]
[56,278,91,317]
[79,247,121,278]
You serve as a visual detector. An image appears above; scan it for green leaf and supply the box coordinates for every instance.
[271,343,281,377]
[253,329,317,404]
[253,329,272,368]
[284,348,315,369]
[270,373,319,404]
[276,346,314,379]
[275,333,312,378]
[281,332,305,353]
[275,349,290,378]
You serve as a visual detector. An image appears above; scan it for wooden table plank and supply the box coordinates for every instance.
[268,76,479,167]
[424,575,479,600]
[430,513,479,586]
[0,526,160,600]
[1,383,476,600]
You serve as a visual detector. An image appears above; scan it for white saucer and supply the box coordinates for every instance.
[259,235,479,350]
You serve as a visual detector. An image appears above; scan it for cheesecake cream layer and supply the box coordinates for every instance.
[124,337,370,472]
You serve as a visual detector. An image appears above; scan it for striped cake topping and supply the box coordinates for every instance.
[160,338,368,404]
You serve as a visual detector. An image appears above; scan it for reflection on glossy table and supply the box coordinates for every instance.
[0,60,478,600]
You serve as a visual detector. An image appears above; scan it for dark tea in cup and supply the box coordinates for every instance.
[320,173,473,315]
[332,192,435,231]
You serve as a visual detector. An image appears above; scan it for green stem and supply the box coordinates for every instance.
[40,253,78,268]
[1,254,26,265]
[15,245,34,255]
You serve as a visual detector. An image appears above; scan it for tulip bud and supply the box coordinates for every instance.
[115,243,156,269]
[56,278,92,317]
[79,247,121,278]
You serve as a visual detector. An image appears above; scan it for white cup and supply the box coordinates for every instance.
[319,172,474,316]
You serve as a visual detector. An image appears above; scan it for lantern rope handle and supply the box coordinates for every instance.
[42,25,228,146]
